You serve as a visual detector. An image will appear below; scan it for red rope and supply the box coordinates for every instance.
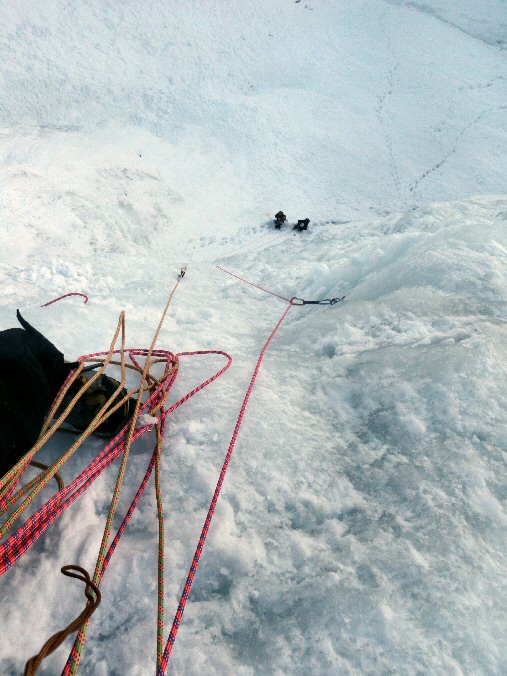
[217,266,291,303]
[0,349,232,576]
[158,301,292,673]
[41,293,89,307]
[3,273,296,673]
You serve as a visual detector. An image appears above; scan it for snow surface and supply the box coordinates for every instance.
[1,1,507,674]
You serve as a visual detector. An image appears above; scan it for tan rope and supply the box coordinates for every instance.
[1,313,178,525]
[30,461,65,492]
[24,566,101,676]
[2,287,181,674]
[70,278,182,673]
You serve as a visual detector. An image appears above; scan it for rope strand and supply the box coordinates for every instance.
[41,293,89,307]
[216,266,291,302]
[24,566,101,676]
[158,301,292,673]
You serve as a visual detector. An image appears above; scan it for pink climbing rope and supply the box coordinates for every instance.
[217,266,291,303]
[41,292,89,307]
[157,301,292,673]
[2,270,305,673]
[0,348,233,576]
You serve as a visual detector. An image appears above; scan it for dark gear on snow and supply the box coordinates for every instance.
[274,211,287,229]
[293,218,310,231]
[0,311,78,479]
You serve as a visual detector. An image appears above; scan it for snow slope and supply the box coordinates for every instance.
[1,1,506,674]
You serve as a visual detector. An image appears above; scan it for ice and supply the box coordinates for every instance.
[1,1,507,674]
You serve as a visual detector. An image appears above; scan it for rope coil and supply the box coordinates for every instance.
[3,266,345,674]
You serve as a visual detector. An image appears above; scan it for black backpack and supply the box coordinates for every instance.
[56,369,135,438]
[0,311,77,479]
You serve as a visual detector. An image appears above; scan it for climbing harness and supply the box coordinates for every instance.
[2,265,344,674]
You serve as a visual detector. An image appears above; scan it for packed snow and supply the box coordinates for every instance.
[1,1,506,674]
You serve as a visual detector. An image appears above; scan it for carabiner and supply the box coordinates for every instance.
[290,297,306,306]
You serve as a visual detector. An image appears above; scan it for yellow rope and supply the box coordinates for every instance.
[1,278,183,675]
[70,277,182,673]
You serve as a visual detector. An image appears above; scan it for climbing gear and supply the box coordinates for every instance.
[217,266,345,308]
[66,275,185,672]
[158,267,345,671]
[3,266,345,675]
[0,312,129,528]
[217,266,292,302]
[0,276,235,674]
[290,296,345,306]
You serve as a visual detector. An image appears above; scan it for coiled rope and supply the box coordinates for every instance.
[1,267,343,674]
[1,280,233,673]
